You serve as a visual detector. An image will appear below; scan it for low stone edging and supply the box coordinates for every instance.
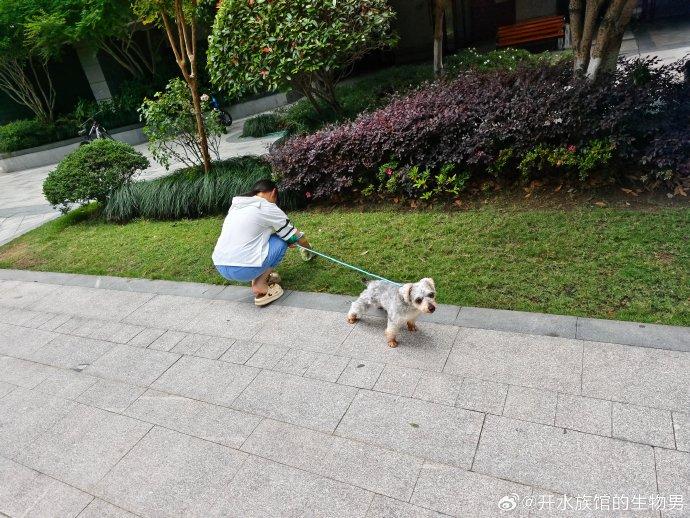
[0,125,146,174]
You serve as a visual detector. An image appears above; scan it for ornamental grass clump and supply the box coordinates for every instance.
[104,156,300,222]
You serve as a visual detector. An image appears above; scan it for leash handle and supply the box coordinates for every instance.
[295,244,402,287]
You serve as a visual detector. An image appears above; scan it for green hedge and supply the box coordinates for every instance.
[0,79,164,154]
[0,119,75,154]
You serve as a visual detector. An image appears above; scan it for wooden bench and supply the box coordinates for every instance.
[497,15,566,48]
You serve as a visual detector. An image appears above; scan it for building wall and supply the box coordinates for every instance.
[653,0,690,17]
[515,0,558,21]
[389,0,434,62]
[468,0,516,41]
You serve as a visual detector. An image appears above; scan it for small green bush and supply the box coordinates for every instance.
[70,97,137,132]
[517,140,615,181]
[241,114,283,138]
[43,140,150,213]
[0,119,61,153]
[362,162,470,201]
[104,156,300,222]
[68,79,162,131]
[140,78,226,169]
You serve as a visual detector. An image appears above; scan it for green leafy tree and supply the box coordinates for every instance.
[133,0,213,173]
[208,0,397,116]
[0,0,161,122]
[25,0,163,79]
[0,0,57,121]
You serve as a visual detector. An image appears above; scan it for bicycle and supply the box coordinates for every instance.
[79,117,113,145]
[210,95,233,126]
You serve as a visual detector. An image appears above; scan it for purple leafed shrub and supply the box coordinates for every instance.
[269,58,690,201]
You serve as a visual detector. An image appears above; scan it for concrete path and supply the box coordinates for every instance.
[621,16,690,65]
[0,121,280,247]
[0,269,687,517]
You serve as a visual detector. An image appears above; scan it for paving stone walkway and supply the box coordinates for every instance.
[0,270,688,517]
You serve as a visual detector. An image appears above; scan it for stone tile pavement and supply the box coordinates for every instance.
[0,120,280,247]
[621,16,690,66]
[0,269,688,517]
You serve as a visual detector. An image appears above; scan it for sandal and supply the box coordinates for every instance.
[268,272,282,284]
[254,283,284,306]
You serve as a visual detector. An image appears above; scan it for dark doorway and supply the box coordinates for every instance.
[468,0,517,42]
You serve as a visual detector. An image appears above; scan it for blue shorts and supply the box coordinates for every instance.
[215,234,288,283]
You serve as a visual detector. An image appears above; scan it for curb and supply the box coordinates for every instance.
[0,268,687,353]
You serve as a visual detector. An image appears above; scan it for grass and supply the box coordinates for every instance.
[1,203,688,326]
[241,113,283,138]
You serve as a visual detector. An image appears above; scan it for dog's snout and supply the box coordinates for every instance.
[428,305,436,313]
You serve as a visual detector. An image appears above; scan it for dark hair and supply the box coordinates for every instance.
[241,178,277,197]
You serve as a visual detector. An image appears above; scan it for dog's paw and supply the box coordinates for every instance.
[347,314,359,324]
[387,338,399,348]
[407,321,418,332]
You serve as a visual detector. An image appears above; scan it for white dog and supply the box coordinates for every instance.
[347,278,437,347]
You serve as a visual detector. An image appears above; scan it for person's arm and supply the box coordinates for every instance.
[287,231,311,249]
[262,204,309,247]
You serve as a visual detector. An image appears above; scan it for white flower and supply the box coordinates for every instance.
[200,94,210,102]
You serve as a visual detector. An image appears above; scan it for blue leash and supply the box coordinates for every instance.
[296,244,402,287]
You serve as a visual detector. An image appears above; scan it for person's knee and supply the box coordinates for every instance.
[269,237,288,265]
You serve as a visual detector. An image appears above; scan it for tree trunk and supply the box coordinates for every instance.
[587,0,636,79]
[433,0,446,77]
[159,0,212,173]
[0,58,54,122]
[188,76,212,173]
[313,71,343,116]
[569,0,637,80]
[569,0,585,71]
[291,78,325,117]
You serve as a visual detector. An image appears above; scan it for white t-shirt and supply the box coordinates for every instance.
[212,196,297,267]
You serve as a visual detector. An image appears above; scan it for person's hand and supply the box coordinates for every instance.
[289,238,309,249]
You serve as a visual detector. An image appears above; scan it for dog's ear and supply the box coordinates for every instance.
[422,278,435,291]
[399,283,414,303]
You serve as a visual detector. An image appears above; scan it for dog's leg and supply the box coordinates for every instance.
[385,320,399,348]
[347,298,368,324]
[407,320,418,332]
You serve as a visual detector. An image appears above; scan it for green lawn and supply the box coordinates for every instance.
[1,205,688,326]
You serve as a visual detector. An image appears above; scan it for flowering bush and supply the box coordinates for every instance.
[270,58,690,201]
[208,0,396,115]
